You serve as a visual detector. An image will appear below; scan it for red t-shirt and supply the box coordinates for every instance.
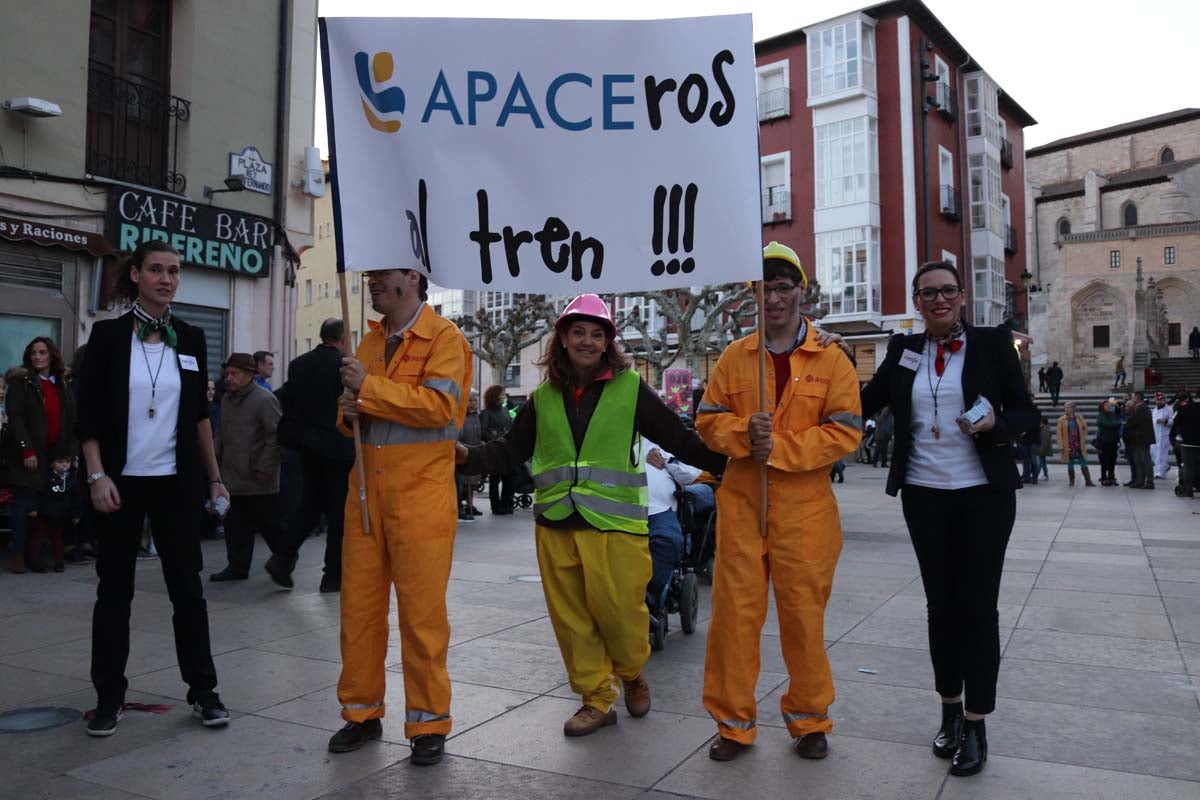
[770,351,791,406]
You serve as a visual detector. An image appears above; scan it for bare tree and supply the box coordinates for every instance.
[454,294,558,382]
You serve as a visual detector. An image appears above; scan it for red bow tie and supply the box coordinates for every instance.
[935,339,963,377]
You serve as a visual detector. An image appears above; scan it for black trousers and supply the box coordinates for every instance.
[92,475,217,710]
[873,433,892,466]
[223,493,283,575]
[280,450,351,577]
[488,472,514,512]
[1098,442,1118,482]
[900,484,1015,715]
[1048,382,1061,404]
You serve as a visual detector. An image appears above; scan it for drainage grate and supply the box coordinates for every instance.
[0,707,82,734]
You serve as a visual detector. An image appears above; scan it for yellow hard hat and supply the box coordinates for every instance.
[762,241,808,287]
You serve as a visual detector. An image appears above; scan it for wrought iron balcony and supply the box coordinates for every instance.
[935,81,957,121]
[757,87,791,121]
[939,184,961,220]
[1000,137,1013,169]
[86,69,190,194]
[1004,224,1019,254]
[762,187,791,224]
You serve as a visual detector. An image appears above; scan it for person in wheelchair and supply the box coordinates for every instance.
[641,437,702,619]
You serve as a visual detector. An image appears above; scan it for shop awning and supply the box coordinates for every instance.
[0,212,113,257]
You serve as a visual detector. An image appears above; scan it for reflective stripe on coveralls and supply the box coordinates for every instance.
[336,305,473,740]
[696,324,861,744]
[531,369,648,534]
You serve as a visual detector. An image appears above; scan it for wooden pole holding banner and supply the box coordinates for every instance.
[339,271,371,535]
[756,279,769,539]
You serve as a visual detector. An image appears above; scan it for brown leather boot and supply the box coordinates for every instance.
[1068,470,1075,487]
[563,706,617,737]
[9,551,27,574]
[621,674,651,718]
[1082,467,1095,487]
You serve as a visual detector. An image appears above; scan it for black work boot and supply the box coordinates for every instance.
[328,719,383,753]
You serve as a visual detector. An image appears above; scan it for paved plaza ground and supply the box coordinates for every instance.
[3,462,1199,799]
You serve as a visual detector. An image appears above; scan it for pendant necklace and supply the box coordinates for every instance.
[926,343,954,440]
[139,337,167,419]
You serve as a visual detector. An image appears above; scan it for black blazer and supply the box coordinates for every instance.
[278,343,355,462]
[76,311,211,494]
[861,324,1037,496]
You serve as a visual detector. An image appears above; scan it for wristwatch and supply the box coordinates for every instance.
[87,471,106,485]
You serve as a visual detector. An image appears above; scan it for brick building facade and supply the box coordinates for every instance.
[755,0,1035,373]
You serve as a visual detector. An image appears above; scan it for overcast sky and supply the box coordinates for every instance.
[315,0,1197,151]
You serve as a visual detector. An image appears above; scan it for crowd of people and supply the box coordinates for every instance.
[1035,390,1200,493]
[3,240,1198,781]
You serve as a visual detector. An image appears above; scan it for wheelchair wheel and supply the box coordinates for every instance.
[679,573,699,635]
[649,611,666,651]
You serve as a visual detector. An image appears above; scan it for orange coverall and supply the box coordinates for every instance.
[336,304,472,739]
[696,323,861,744]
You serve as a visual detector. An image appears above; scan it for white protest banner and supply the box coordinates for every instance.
[319,15,762,293]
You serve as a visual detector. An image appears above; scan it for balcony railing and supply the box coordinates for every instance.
[757,87,791,121]
[1000,137,1013,169]
[939,184,961,220]
[762,188,791,224]
[1004,224,1019,254]
[86,69,190,194]
[1059,220,1200,243]
[935,81,957,121]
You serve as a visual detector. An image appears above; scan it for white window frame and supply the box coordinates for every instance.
[813,116,879,209]
[807,17,876,100]
[816,226,880,318]
[971,255,1006,326]
[761,151,792,222]
[969,153,1003,235]
[938,146,954,189]
[756,59,790,121]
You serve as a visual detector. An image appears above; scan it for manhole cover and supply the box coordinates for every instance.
[513,575,543,583]
[0,707,81,733]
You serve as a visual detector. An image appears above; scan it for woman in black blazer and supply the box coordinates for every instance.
[77,241,231,737]
[860,261,1036,778]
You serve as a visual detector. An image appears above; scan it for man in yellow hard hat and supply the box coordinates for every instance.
[697,241,861,762]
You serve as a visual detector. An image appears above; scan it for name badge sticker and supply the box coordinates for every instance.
[179,354,199,372]
[899,349,922,372]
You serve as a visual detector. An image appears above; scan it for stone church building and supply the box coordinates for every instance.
[1026,109,1200,390]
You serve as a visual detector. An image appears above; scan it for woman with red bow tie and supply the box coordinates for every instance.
[858,261,1037,778]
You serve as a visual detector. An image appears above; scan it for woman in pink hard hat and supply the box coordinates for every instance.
[456,294,724,737]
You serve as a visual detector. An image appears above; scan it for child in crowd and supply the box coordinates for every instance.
[28,455,82,572]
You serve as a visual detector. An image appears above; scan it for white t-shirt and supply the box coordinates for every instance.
[905,336,988,490]
[123,331,181,476]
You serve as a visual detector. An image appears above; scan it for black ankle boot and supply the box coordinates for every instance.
[950,718,987,776]
[932,702,963,758]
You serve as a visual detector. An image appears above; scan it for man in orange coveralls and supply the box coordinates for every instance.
[327,267,471,766]
[698,242,861,763]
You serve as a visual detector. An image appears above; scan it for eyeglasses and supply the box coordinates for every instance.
[914,285,962,302]
[762,283,799,298]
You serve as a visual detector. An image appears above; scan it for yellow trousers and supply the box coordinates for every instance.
[338,445,457,739]
[536,525,652,712]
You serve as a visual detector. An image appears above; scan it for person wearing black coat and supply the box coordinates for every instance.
[77,241,230,737]
[2,337,77,573]
[269,318,356,592]
[859,261,1037,778]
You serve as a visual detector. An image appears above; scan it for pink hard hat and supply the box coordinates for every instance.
[556,294,616,338]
